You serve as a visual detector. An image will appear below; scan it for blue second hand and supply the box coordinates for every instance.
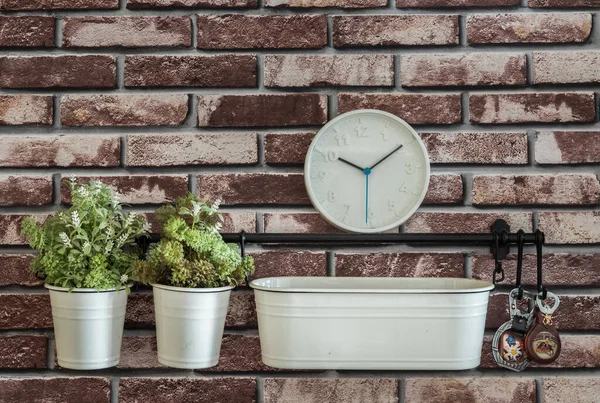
[364,167,371,223]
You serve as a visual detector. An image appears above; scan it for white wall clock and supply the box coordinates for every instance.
[304,109,430,233]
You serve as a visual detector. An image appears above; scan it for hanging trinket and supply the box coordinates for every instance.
[524,292,561,364]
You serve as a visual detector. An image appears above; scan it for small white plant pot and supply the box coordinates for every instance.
[152,283,233,369]
[46,284,128,370]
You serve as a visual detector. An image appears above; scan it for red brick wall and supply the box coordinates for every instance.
[0,0,599,402]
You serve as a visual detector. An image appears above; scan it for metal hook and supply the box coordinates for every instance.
[492,231,505,284]
[239,230,249,286]
[516,230,525,299]
[535,229,547,299]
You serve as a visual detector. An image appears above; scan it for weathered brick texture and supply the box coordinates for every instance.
[536,131,600,164]
[127,133,258,166]
[0,378,110,403]
[0,176,53,206]
[61,94,188,126]
[338,93,462,125]
[119,377,256,403]
[0,0,118,10]
[401,53,526,87]
[266,0,387,7]
[0,17,55,47]
[0,254,41,287]
[467,13,592,44]
[336,253,464,277]
[405,378,536,403]
[0,95,53,126]
[333,15,459,47]
[0,336,47,368]
[264,55,394,87]
[198,94,328,127]
[0,55,116,88]
[125,55,257,87]
[127,0,258,8]
[469,92,596,124]
[264,379,398,403]
[397,0,519,6]
[197,15,327,49]
[533,51,600,84]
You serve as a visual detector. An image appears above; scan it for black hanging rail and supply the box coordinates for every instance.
[139,219,546,292]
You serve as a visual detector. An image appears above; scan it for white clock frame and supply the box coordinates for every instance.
[304,109,431,233]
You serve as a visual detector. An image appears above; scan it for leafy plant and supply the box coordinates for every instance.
[21,178,148,290]
[132,194,254,288]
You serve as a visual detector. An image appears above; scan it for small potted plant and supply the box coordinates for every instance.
[21,179,147,370]
[132,194,254,369]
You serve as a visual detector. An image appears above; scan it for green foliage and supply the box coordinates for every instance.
[132,194,254,288]
[21,179,148,291]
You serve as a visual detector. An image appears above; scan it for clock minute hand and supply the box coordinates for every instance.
[369,144,403,170]
[338,157,364,172]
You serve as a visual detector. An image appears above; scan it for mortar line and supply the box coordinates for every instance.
[536,377,543,403]
[327,251,335,276]
[256,377,265,403]
[54,17,63,48]
[110,377,120,403]
[399,378,406,403]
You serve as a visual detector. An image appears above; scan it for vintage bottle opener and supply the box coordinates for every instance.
[524,292,561,364]
[492,288,537,372]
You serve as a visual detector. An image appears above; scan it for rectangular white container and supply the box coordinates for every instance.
[250,277,494,370]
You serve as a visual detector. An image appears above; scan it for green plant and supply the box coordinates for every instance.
[132,194,254,288]
[21,179,148,290]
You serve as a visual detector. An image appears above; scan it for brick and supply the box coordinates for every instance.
[198,94,327,127]
[533,51,600,84]
[401,53,526,87]
[0,95,52,125]
[208,334,278,372]
[0,55,116,89]
[125,55,256,87]
[127,133,258,166]
[227,292,257,327]
[0,135,120,168]
[0,16,54,47]
[118,336,160,368]
[61,175,188,205]
[61,94,188,126]
[472,253,600,286]
[405,212,533,233]
[128,0,257,8]
[0,336,46,368]
[1,0,117,10]
[0,294,52,329]
[420,132,528,164]
[197,173,309,205]
[0,176,53,206]
[0,214,50,246]
[487,294,600,330]
[119,377,256,403]
[538,212,600,244]
[469,92,596,124]
[266,0,386,7]
[264,55,394,87]
[473,174,600,205]
[481,335,600,369]
[536,131,600,164]
[397,0,518,5]
[543,377,600,403]
[264,212,342,233]
[124,293,154,328]
[250,250,327,279]
[530,0,600,7]
[197,14,327,49]
[264,378,398,403]
[405,378,535,403]
[336,253,464,277]
[333,15,459,47]
[265,132,315,164]
[0,378,110,403]
[0,254,41,287]
[424,174,463,204]
[63,16,191,48]
[338,93,461,125]
[467,13,591,44]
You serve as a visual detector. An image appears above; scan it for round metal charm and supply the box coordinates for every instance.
[492,320,530,372]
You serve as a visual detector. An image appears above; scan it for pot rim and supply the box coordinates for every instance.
[45,283,131,293]
[151,283,234,293]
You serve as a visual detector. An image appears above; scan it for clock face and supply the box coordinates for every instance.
[304,109,430,233]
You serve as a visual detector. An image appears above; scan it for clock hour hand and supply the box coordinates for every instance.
[370,144,403,170]
[338,157,364,172]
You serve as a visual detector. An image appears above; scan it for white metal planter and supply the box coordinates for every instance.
[46,284,128,370]
[152,283,233,369]
[251,277,494,370]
